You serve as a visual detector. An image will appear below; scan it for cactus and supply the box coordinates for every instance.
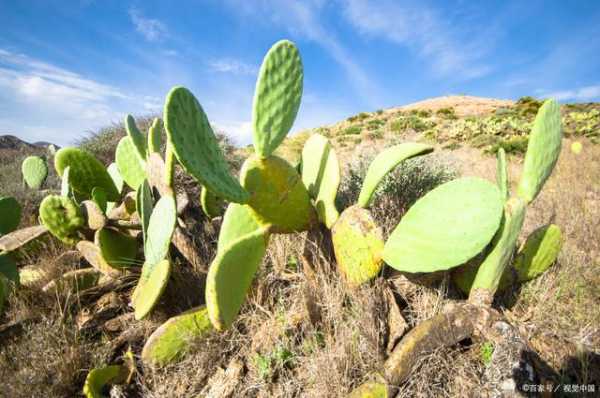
[54,147,119,201]
[0,252,19,285]
[383,177,503,273]
[132,259,171,320]
[136,179,153,245]
[513,224,562,281]
[21,155,48,189]
[83,364,127,398]
[42,268,101,293]
[0,196,21,235]
[347,382,389,398]
[332,205,384,285]
[496,147,509,202]
[94,228,138,269]
[142,305,213,367]
[217,203,261,252]
[77,240,123,277]
[148,117,163,154]
[39,195,85,245]
[0,274,7,314]
[107,163,124,195]
[200,185,224,219]
[80,200,107,231]
[91,187,107,214]
[61,166,72,197]
[0,225,48,252]
[125,114,148,161]
[116,136,146,190]
[18,265,46,287]
[240,154,316,233]
[146,153,173,197]
[357,143,434,208]
[252,40,303,158]
[164,86,249,203]
[300,133,341,228]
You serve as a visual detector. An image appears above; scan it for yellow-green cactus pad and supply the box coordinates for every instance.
[144,194,176,267]
[217,203,262,253]
[125,114,148,161]
[347,382,389,398]
[60,166,72,197]
[240,154,317,233]
[332,205,384,285]
[94,228,138,269]
[383,177,503,273]
[132,259,171,320]
[0,196,21,235]
[496,148,509,202]
[77,240,122,277]
[148,117,163,154]
[54,148,119,201]
[252,40,303,157]
[19,265,46,287]
[514,224,562,281]
[164,86,249,203]
[91,187,107,214]
[107,163,124,195]
[83,364,127,398]
[42,268,101,293]
[22,155,48,189]
[136,179,153,245]
[200,185,223,219]
[0,253,19,285]
[517,100,562,203]
[206,228,269,330]
[116,136,146,190]
[40,195,85,245]
[301,134,340,228]
[142,305,213,367]
[357,143,434,208]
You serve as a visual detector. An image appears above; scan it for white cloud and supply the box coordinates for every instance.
[213,120,253,145]
[208,59,258,75]
[129,8,167,42]
[542,85,600,101]
[342,0,491,79]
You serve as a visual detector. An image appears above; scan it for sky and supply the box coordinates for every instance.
[1,1,599,147]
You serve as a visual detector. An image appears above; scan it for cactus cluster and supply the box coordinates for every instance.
[21,155,48,189]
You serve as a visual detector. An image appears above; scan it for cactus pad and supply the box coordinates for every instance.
[0,225,47,252]
[91,187,107,214]
[218,203,261,253]
[252,40,303,157]
[95,228,138,269]
[514,224,562,281]
[83,365,127,398]
[357,143,434,208]
[54,148,119,201]
[0,275,7,314]
[496,148,509,202]
[146,153,173,197]
[206,228,269,330]
[347,382,389,398]
[125,114,148,161]
[19,265,46,287]
[142,306,213,367]
[517,100,562,203]
[21,155,48,189]
[77,240,123,277]
[301,134,340,228]
[132,259,171,320]
[136,179,153,245]
[107,163,124,195]
[332,205,384,285]
[80,200,107,230]
[0,196,21,235]
[383,177,503,273]
[164,86,249,203]
[60,166,72,197]
[200,185,223,219]
[240,154,317,233]
[0,253,19,285]
[116,136,146,190]
[144,194,176,267]
[40,195,85,245]
[148,117,163,154]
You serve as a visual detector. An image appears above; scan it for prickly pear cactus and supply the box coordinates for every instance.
[0,274,7,314]
[332,205,384,285]
[383,178,504,273]
[54,148,119,201]
[164,86,249,203]
[83,364,127,398]
[142,305,213,367]
[357,143,434,208]
[136,179,153,245]
[125,114,148,161]
[116,136,146,190]
[200,185,223,219]
[95,228,138,269]
[148,117,163,154]
[76,240,123,277]
[217,203,261,253]
[240,154,317,233]
[0,225,48,252]
[347,381,389,398]
[21,155,48,189]
[91,187,107,214]
[0,196,21,235]
[514,224,562,281]
[19,265,46,287]
[39,195,85,245]
[107,163,124,195]
[132,259,171,320]
[0,253,19,285]
[252,40,303,158]
[61,166,72,197]
[496,148,509,202]
[301,134,340,228]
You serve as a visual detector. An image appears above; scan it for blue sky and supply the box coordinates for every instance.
[1,0,599,146]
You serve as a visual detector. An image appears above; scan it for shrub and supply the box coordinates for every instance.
[347,112,370,123]
[343,125,362,135]
[391,116,435,133]
[436,107,458,120]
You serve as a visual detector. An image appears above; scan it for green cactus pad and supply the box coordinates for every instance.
[19,265,46,287]
[40,195,85,245]
[115,136,146,190]
[136,179,153,245]
[95,228,138,269]
[54,147,119,201]
[332,205,384,285]
[164,86,249,203]
[383,177,503,273]
[60,166,72,197]
[200,185,223,219]
[148,117,163,154]
[42,268,101,293]
[514,224,562,281]
[206,228,269,330]
[240,154,317,233]
[218,203,262,253]
[357,143,434,208]
[0,253,19,285]
[0,225,48,252]
[21,155,48,189]
[144,194,176,267]
[132,259,171,320]
[125,114,148,161]
[252,40,303,157]
[347,382,389,398]
[142,305,213,367]
[301,134,341,228]
[0,196,21,235]
[517,100,562,203]
[0,275,7,314]
[83,364,126,398]
[77,240,122,277]
[496,148,509,202]
[91,187,107,214]
[107,163,124,195]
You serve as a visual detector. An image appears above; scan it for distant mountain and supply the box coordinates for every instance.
[0,134,59,150]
